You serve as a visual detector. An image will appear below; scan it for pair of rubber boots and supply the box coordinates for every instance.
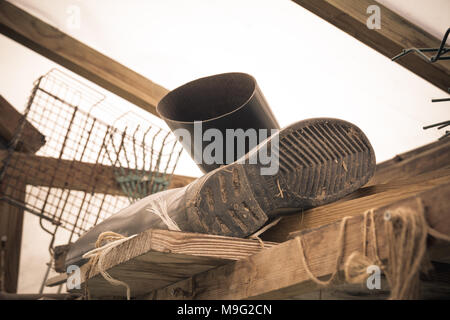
[66,73,376,267]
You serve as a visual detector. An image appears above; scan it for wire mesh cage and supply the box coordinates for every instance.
[0,69,182,243]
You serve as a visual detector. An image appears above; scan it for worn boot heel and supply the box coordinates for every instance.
[187,118,376,237]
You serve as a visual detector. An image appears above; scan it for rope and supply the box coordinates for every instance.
[82,232,137,300]
[249,218,281,239]
[295,216,350,286]
[248,218,282,250]
[145,197,181,231]
[81,198,181,300]
[344,210,384,285]
[295,198,450,299]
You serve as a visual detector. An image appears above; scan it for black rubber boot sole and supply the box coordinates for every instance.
[185,118,376,237]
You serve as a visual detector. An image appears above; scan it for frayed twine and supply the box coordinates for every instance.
[295,198,450,300]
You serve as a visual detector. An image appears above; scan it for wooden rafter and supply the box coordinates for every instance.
[292,0,450,92]
[0,1,168,116]
[0,151,195,196]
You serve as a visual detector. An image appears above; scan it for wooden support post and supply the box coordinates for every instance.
[292,0,450,92]
[0,1,168,117]
[0,95,45,153]
[0,178,25,293]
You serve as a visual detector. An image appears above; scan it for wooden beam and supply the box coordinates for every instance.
[367,139,450,186]
[290,260,450,299]
[0,1,169,116]
[261,167,449,242]
[0,94,46,293]
[145,181,450,299]
[66,229,276,298]
[0,292,79,300]
[45,273,68,288]
[0,151,195,195]
[261,139,450,242]
[292,0,450,92]
[0,95,45,153]
[287,171,450,239]
[0,178,25,293]
[374,139,448,172]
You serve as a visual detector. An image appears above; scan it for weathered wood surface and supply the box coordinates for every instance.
[367,139,450,186]
[290,261,450,300]
[0,180,25,293]
[372,139,448,174]
[0,95,46,293]
[292,0,450,92]
[45,273,68,288]
[144,181,450,300]
[0,151,195,195]
[0,1,168,117]
[261,139,450,242]
[261,167,449,242]
[0,95,45,153]
[67,229,276,298]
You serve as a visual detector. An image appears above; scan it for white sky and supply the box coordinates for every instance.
[0,0,448,293]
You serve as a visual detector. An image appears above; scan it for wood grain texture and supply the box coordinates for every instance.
[145,182,450,299]
[0,151,195,195]
[261,139,450,243]
[292,0,450,92]
[0,94,44,293]
[45,273,68,288]
[0,181,25,293]
[67,229,276,298]
[261,168,450,243]
[367,139,450,186]
[0,95,45,153]
[0,1,168,116]
[290,262,450,300]
[372,139,449,175]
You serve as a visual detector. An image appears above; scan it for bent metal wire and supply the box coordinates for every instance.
[0,69,183,243]
[391,27,450,63]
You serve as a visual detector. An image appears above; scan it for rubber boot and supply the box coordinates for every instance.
[65,117,376,268]
[157,72,280,173]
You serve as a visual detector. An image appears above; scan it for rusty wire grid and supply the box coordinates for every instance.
[0,69,183,245]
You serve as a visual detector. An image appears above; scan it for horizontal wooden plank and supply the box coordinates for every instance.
[373,139,448,173]
[261,139,450,243]
[0,95,45,153]
[261,167,449,242]
[368,139,450,186]
[290,261,450,299]
[0,2,168,116]
[292,0,450,92]
[145,181,450,299]
[67,229,276,298]
[0,151,195,195]
[45,273,68,288]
